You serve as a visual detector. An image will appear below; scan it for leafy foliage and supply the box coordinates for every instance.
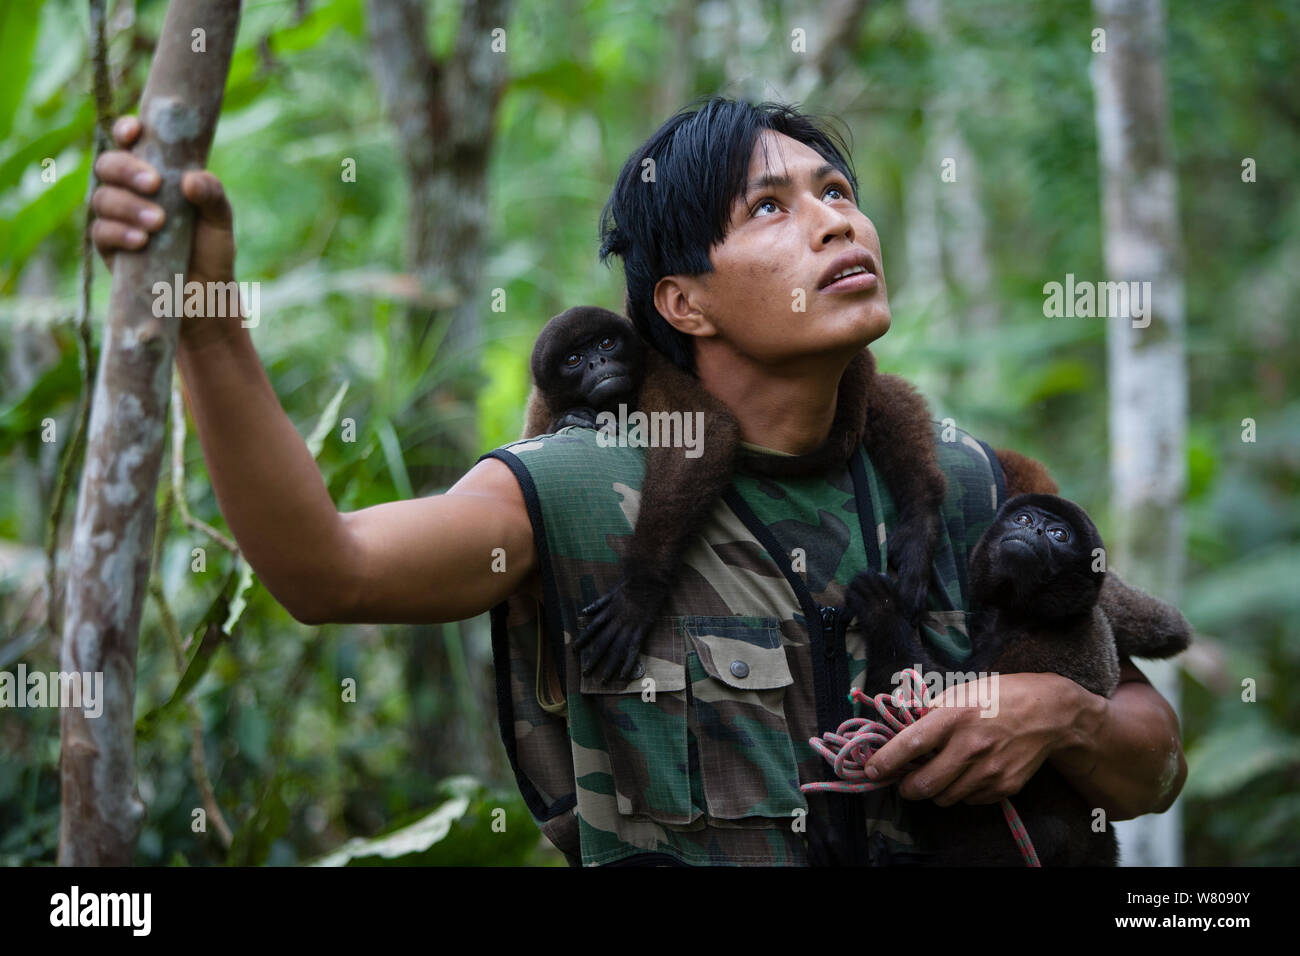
[0,0,1296,866]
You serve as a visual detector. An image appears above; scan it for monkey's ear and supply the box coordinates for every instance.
[652,275,716,339]
[995,448,1059,497]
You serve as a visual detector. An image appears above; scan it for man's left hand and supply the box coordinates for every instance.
[864,672,1097,807]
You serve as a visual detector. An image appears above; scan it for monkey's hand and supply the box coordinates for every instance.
[554,407,600,431]
[886,514,939,626]
[575,584,653,682]
[844,570,939,679]
[844,569,904,627]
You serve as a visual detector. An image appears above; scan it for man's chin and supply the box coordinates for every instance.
[821,303,891,351]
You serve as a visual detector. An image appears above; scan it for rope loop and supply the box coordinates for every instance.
[800,668,1041,866]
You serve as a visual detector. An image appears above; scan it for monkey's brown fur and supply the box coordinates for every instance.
[522,306,949,680]
[849,493,1191,866]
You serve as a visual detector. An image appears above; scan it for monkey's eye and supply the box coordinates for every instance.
[1049,527,1070,542]
[1014,513,1032,526]
[598,336,615,350]
[564,353,582,367]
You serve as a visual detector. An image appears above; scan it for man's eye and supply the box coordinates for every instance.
[752,198,779,217]
[824,184,849,202]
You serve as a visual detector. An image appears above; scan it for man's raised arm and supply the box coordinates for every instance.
[93,116,537,627]
[178,325,536,625]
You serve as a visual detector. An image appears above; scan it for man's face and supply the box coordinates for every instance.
[685,130,890,365]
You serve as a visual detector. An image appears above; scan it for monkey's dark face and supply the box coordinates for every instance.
[556,332,639,408]
[531,307,647,413]
[969,494,1105,622]
[994,504,1076,576]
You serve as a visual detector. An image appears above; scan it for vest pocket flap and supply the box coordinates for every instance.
[578,617,687,695]
[683,616,791,690]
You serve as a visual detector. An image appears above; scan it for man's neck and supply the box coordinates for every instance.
[693,343,854,456]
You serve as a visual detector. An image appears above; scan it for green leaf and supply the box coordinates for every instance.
[1182,545,1300,630]
[0,345,81,456]
[305,380,348,459]
[135,566,241,740]
[1183,716,1300,801]
[0,99,94,194]
[222,558,256,634]
[0,153,91,290]
[0,0,44,141]
[309,777,546,866]
[376,416,414,501]
[311,790,472,866]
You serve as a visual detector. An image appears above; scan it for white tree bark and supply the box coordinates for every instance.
[58,0,240,866]
[1090,0,1188,867]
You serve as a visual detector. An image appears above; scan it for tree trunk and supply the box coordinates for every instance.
[58,0,240,866]
[1090,0,1187,867]
[364,0,512,366]
[906,0,997,403]
[363,0,513,787]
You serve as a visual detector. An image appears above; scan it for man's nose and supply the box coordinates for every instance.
[812,204,854,246]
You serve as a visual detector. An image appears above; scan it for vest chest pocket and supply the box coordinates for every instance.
[577,617,694,825]
[682,616,808,821]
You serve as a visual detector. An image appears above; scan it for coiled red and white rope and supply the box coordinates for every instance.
[801,668,1041,867]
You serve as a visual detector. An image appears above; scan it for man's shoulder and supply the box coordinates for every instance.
[927,419,1004,480]
[490,427,645,476]
[482,429,648,529]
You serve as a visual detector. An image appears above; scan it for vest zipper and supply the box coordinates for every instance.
[818,605,840,658]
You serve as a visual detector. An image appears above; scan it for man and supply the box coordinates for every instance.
[91,97,1186,866]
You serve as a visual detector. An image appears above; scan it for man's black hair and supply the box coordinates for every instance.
[598,97,859,374]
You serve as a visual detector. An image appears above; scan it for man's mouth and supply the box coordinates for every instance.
[821,268,878,293]
[818,248,880,293]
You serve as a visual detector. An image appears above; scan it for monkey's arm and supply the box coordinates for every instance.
[1045,656,1187,820]
[1099,575,1192,660]
[866,367,946,623]
[575,352,741,681]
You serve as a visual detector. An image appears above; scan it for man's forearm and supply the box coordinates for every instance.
[176,318,353,623]
[1048,668,1187,821]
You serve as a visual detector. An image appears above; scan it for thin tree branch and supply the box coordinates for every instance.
[148,480,234,849]
[45,0,115,644]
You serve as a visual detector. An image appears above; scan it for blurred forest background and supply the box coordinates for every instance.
[0,0,1296,865]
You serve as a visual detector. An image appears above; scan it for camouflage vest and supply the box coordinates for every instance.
[481,420,1006,866]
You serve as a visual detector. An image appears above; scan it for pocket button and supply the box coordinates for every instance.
[729,660,749,679]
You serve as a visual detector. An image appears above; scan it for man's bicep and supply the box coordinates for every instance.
[1117,653,1150,685]
[334,456,538,624]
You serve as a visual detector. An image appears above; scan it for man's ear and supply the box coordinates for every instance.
[653,275,716,339]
